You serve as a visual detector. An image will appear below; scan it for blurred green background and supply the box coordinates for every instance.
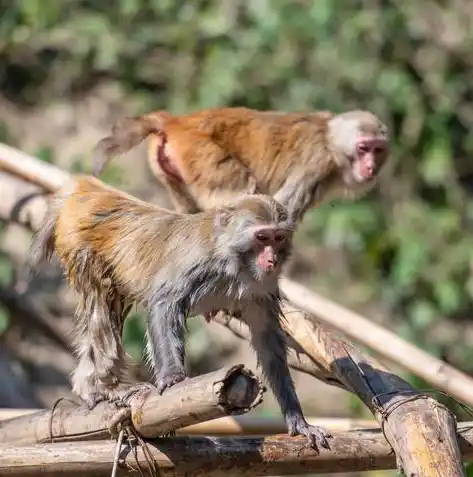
[1,1,473,476]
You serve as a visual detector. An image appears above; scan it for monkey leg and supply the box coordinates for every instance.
[71,292,131,409]
[247,304,331,452]
[161,176,202,214]
[146,304,187,394]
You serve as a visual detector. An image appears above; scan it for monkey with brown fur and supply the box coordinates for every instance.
[93,107,390,221]
[19,171,331,451]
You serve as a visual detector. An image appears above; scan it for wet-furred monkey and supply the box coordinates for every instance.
[0,158,332,451]
[93,107,390,221]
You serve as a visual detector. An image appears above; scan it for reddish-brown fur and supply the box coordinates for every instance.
[93,107,389,219]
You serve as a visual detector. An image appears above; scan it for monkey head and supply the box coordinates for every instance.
[328,110,390,188]
[215,195,295,282]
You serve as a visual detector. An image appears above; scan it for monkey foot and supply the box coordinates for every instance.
[108,382,157,408]
[84,392,107,410]
[288,417,332,452]
[156,373,187,395]
[81,383,156,410]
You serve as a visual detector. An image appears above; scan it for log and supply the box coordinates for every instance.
[1,423,473,477]
[0,409,378,434]
[0,365,264,445]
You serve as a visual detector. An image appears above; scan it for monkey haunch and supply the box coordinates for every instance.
[31,175,330,450]
[93,107,390,221]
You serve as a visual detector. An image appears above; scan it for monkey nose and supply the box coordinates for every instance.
[267,256,277,269]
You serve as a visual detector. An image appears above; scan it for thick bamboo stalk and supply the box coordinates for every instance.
[0,365,264,445]
[1,422,473,477]
[0,410,377,434]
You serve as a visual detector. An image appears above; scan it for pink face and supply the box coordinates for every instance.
[352,136,388,183]
[254,227,288,274]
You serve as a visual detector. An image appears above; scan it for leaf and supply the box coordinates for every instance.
[433,280,461,315]
[421,134,452,186]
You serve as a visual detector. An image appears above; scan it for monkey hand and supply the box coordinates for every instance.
[287,415,332,452]
[156,372,187,394]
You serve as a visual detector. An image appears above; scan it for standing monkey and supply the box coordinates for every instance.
[93,107,390,221]
[0,157,330,450]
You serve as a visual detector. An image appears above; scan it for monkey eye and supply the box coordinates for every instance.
[356,143,369,154]
[274,234,286,243]
[374,146,385,154]
[256,233,270,243]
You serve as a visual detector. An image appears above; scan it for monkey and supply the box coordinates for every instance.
[92,107,390,221]
[0,158,331,450]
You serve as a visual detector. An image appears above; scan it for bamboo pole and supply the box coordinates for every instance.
[0,409,378,434]
[0,365,264,444]
[1,422,473,477]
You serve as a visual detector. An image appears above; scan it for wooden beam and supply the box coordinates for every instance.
[1,423,473,476]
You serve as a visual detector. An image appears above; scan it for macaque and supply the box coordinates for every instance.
[0,161,331,450]
[93,107,390,221]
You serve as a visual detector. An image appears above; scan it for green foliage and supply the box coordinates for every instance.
[122,310,146,361]
[0,303,10,336]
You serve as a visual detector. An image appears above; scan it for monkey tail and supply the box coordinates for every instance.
[27,202,58,275]
[92,111,169,176]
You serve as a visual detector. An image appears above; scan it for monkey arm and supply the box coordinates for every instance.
[245,299,331,450]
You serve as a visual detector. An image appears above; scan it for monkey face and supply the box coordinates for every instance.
[253,226,290,274]
[329,112,390,187]
[349,136,389,184]
[220,197,294,282]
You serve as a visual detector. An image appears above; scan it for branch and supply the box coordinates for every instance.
[1,423,473,476]
[281,278,473,409]
[0,365,264,445]
[0,409,377,434]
